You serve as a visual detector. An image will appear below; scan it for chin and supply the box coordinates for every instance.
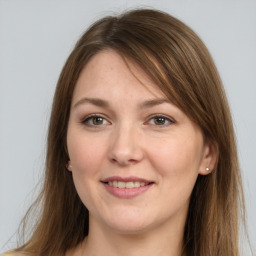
[102,212,158,235]
[108,222,152,235]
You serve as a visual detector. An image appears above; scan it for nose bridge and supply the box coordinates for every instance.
[109,120,143,165]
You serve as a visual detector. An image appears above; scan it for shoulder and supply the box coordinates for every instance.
[1,252,25,256]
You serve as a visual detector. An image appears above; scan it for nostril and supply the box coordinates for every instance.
[110,158,118,163]
[110,157,138,166]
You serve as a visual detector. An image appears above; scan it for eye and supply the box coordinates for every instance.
[147,115,174,127]
[82,114,110,127]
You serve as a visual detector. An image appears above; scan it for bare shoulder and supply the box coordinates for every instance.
[1,252,27,256]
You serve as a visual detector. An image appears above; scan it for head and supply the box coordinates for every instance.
[26,8,243,256]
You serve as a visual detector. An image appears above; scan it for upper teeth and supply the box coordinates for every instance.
[108,181,150,188]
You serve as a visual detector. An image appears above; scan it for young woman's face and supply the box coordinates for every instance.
[67,50,214,235]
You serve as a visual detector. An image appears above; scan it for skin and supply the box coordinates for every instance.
[66,50,216,256]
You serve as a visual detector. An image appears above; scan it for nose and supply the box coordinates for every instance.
[108,123,144,166]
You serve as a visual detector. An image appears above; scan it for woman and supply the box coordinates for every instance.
[3,8,249,256]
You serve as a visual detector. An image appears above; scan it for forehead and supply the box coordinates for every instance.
[72,50,167,102]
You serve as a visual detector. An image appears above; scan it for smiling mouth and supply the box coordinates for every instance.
[101,177,154,198]
[105,181,153,189]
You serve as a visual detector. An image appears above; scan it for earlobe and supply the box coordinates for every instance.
[66,161,73,171]
[198,140,218,175]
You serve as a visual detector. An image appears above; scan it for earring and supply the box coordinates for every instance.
[206,167,210,172]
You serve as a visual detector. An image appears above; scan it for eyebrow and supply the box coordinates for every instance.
[73,97,170,109]
[73,98,110,109]
[139,98,170,108]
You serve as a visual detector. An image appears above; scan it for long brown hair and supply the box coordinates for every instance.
[14,9,247,256]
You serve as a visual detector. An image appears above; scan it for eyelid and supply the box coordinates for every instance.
[81,113,111,126]
[146,114,175,126]
[80,113,174,127]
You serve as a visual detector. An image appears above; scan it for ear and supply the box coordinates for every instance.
[66,161,73,172]
[198,140,218,175]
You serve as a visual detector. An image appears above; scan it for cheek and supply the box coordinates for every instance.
[147,134,203,200]
[149,137,202,175]
[67,130,106,176]
[67,132,106,207]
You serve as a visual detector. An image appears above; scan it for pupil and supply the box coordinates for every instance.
[155,117,165,125]
[93,117,103,125]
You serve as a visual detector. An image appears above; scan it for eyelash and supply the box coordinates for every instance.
[81,114,175,127]
[146,114,174,127]
[81,114,111,127]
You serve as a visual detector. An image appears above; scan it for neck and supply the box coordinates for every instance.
[81,215,186,256]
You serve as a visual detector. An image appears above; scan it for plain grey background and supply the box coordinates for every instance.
[0,0,255,253]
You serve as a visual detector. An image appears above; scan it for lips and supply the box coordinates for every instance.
[102,176,153,183]
[107,180,151,188]
[101,176,154,198]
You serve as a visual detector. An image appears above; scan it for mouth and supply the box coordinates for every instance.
[105,180,153,189]
[101,176,154,198]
